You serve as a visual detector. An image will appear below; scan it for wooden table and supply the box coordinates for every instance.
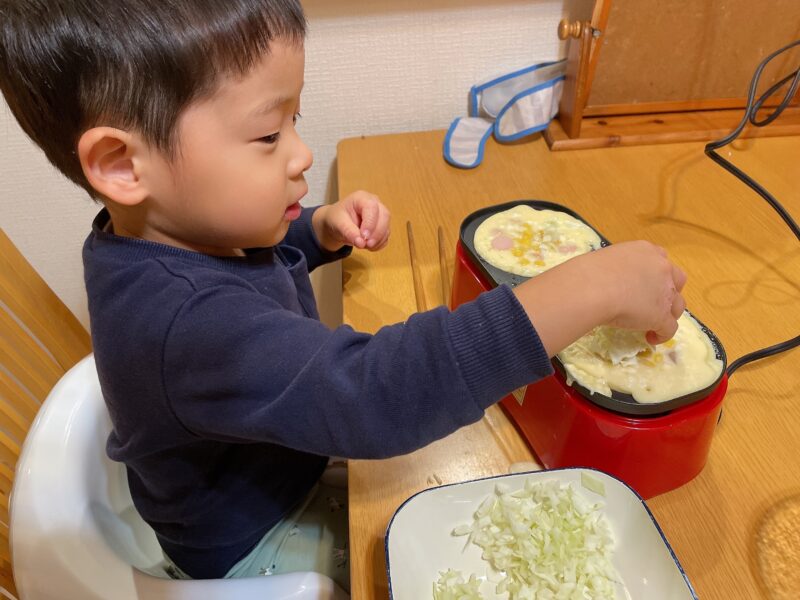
[337,130,800,600]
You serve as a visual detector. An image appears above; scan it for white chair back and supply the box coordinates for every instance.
[11,355,347,600]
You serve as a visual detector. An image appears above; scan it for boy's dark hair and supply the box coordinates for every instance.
[0,0,306,196]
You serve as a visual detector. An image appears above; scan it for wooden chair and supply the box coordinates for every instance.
[0,228,92,598]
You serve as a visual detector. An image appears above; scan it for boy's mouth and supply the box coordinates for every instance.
[284,202,302,221]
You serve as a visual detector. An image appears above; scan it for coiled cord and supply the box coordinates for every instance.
[704,39,800,377]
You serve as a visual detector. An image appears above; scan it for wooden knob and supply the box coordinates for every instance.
[558,19,585,40]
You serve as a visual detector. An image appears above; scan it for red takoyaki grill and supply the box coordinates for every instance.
[450,200,728,499]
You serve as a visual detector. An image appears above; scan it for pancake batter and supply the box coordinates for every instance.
[474,205,602,277]
[558,313,723,404]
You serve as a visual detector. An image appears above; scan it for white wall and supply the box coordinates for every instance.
[1,0,564,329]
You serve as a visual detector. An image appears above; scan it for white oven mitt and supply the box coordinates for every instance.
[444,59,566,169]
[443,117,494,169]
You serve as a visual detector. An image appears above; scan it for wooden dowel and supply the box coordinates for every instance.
[406,221,427,312]
[437,226,452,308]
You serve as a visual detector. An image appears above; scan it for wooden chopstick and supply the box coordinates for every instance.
[406,220,428,312]
[437,226,451,308]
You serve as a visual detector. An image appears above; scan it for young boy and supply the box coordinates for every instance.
[0,0,686,591]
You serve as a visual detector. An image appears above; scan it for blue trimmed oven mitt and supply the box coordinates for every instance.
[444,59,566,169]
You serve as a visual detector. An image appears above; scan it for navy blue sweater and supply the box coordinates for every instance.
[83,207,553,578]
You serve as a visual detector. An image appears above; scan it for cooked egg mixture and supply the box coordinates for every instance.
[558,313,724,404]
[474,206,602,277]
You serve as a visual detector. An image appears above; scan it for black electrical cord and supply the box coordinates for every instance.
[704,39,800,378]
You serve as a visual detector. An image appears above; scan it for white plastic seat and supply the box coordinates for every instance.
[10,355,349,600]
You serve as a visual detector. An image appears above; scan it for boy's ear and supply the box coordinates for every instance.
[77,127,152,206]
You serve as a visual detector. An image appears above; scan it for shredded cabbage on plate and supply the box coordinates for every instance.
[433,569,483,600]
[433,478,621,600]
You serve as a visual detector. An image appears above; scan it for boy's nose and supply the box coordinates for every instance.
[288,135,313,177]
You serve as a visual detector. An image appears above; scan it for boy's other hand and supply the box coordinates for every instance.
[312,190,391,252]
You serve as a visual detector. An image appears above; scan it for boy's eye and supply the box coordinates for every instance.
[258,132,281,144]
[257,114,301,145]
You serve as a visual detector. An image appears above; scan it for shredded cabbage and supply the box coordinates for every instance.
[434,479,621,600]
[433,569,484,600]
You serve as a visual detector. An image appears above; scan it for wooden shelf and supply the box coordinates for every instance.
[545,106,800,151]
[554,0,800,150]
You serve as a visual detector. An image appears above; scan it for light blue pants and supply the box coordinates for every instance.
[165,465,349,592]
[225,480,349,590]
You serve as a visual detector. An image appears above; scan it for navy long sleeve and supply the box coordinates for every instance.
[83,207,553,578]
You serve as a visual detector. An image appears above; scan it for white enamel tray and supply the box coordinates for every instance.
[385,468,697,600]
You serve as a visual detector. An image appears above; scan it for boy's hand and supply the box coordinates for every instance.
[513,240,687,357]
[312,191,391,252]
[594,241,687,345]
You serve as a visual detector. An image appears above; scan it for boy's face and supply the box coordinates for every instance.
[142,39,312,254]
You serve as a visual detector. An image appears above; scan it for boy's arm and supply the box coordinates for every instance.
[163,284,551,460]
[163,239,685,460]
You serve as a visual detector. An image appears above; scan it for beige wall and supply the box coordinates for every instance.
[0,0,564,329]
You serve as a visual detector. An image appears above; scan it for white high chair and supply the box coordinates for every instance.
[1,230,348,599]
[10,354,349,599]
